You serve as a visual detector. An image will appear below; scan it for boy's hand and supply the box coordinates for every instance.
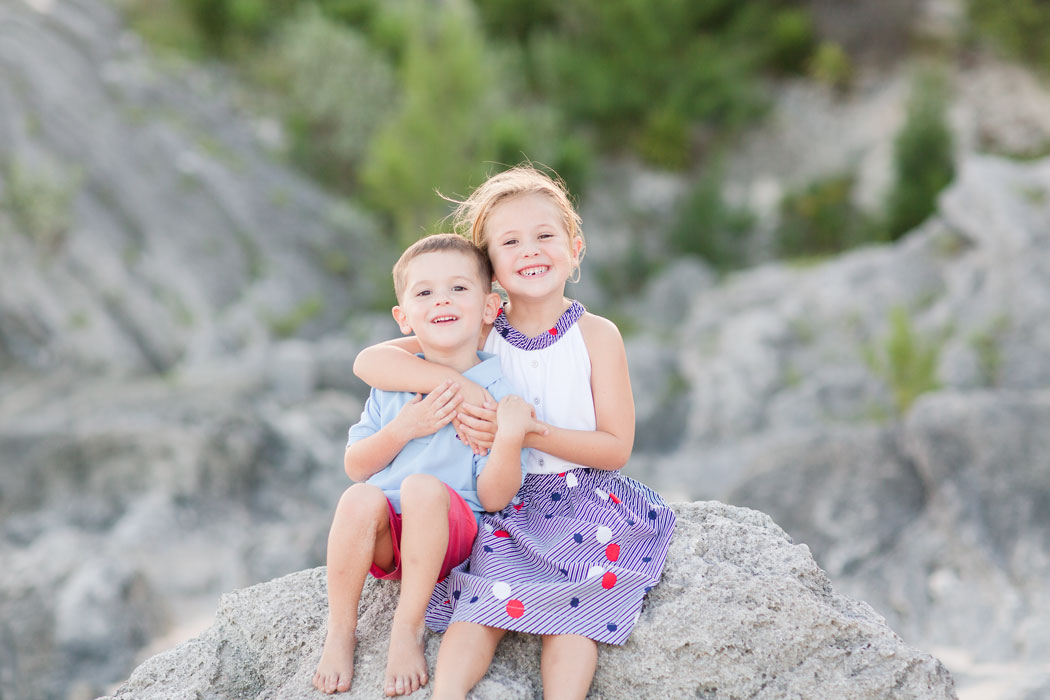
[392,380,463,442]
[494,395,548,441]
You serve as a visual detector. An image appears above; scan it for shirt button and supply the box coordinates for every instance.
[538,458,545,466]
[531,360,539,368]
[533,397,541,405]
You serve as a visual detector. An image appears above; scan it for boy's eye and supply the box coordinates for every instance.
[539,233,554,239]
[416,289,430,297]
[453,285,467,292]
[502,238,517,246]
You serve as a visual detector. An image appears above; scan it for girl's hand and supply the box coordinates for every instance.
[495,395,548,440]
[456,397,498,456]
[391,380,463,442]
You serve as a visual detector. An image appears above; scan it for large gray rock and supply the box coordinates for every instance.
[103,502,956,700]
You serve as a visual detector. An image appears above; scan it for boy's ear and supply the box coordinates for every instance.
[391,305,413,335]
[482,292,501,324]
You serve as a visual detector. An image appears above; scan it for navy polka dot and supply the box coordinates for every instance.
[607,623,618,632]
[544,513,554,519]
[551,492,562,501]
[483,545,493,553]
[642,556,652,563]
[573,533,583,544]
[570,597,580,607]
[648,509,657,520]
[452,590,461,600]
[644,586,652,593]
[627,519,635,525]
[559,568,568,576]
[469,595,479,603]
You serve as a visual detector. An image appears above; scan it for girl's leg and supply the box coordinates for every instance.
[430,622,507,700]
[540,634,598,700]
[314,483,394,694]
[385,473,453,696]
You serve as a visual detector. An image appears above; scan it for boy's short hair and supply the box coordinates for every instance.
[392,233,494,301]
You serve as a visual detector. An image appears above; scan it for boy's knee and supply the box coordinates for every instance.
[338,483,388,520]
[400,473,450,510]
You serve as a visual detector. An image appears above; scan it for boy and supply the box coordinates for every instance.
[312,234,540,697]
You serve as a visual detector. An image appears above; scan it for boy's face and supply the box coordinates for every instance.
[392,250,500,353]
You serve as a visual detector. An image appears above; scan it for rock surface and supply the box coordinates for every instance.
[103,502,956,700]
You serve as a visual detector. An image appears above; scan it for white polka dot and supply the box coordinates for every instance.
[492,582,511,600]
[596,526,613,544]
[565,473,579,488]
[484,523,494,533]
[587,565,604,579]
[595,488,609,500]
[511,496,521,505]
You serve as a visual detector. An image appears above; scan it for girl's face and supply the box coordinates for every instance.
[484,192,582,303]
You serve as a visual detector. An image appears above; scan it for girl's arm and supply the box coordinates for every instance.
[522,314,635,470]
[476,395,544,511]
[354,336,498,453]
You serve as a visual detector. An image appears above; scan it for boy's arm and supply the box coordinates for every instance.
[344,381,463,481]
[476,395,543,512]
[522,314,635,470]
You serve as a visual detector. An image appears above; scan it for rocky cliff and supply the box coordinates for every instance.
[102,503,956,700]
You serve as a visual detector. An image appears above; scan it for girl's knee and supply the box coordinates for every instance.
[400,473,450,509]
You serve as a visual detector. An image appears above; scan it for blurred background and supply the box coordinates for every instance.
[2,0,1050,698]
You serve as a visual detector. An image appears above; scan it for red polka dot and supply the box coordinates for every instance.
[548,327,558,335]
[609,493,621,504]
[601,572,617,589]
[513,503,524,511]
[605,543,620,562]
[493,529,511,538]
[558,472,566,477]
[506,599,525,618]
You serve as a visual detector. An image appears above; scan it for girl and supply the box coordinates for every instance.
[354,166,676,699]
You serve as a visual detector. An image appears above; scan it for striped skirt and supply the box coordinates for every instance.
[425,468,676,645]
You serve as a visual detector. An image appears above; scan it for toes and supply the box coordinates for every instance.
[337,672,352,692]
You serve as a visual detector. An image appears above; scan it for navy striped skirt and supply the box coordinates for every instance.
[425,468,676,645]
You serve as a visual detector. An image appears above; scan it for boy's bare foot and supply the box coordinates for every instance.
[313,623,357,694]
[384,621,428,696]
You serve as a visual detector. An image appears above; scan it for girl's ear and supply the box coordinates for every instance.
[571,235,584,264]
[482,292,501,324]
[391,305,413,335]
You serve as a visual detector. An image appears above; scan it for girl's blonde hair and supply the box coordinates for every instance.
[450,165,585,268]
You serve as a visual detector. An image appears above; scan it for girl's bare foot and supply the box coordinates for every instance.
[384,621,428,696]
[313,622,357,694]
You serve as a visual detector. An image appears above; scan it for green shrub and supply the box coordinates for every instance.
[1,158,80,252]
[668,165,753,271]
[968,0,1050,74]
[884,67,955,240]
[776,172,875,257]
[864,306,944,415]
[809,41,854,92]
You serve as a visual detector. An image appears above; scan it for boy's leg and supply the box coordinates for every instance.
[540,634,598,700]
[313,483,394,695]
[430,622,507,700]
[384,473,461,697]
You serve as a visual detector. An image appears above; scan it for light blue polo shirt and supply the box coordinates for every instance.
[347,352,528,520]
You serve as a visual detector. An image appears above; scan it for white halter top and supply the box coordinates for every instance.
[483,301,595,474]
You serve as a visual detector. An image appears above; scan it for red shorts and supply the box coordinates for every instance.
[369,484,478,581]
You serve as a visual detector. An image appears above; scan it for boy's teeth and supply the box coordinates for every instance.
[521,266,548,276]
[432,315,456,323]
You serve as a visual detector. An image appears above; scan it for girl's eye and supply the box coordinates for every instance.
[416,290,431,297]
[539,233,554,239]
[502,238,517,246]
[453,285,467,292]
